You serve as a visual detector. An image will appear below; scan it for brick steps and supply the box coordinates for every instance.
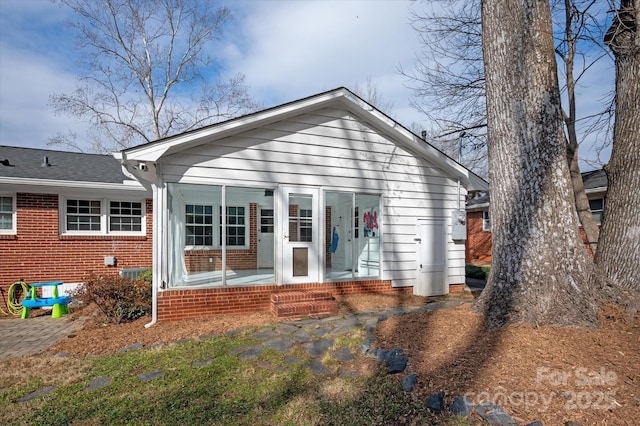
[271,291,339,321]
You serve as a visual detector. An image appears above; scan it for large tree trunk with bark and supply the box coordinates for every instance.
[568,146,600,255]
[596,0,640,290]
[476,0,600,328]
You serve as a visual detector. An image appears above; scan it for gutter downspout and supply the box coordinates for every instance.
[116,151,158,329]
[144,181,159,329]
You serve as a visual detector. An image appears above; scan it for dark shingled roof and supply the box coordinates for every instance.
[581,169,607,190]
[0,146,129,184]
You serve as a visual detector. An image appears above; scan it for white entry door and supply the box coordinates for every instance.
[257,207,274,268]
[281,187,319,284]
[414,220,447,296]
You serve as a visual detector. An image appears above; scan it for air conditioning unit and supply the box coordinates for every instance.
[119,267,149,280]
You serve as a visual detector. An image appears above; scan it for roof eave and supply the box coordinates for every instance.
[0,176,148,192]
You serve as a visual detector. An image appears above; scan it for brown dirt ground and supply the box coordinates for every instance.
[28,293,640,424]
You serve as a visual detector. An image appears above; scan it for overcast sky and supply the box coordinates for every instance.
[0,0,612,169]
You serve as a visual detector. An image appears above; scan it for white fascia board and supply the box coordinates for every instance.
[121,89,351,163]
[466,202,490,211]
[0,177,148,193]
[585,186,607,195]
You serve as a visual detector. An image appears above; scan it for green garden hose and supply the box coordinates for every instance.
[0,281,29,316]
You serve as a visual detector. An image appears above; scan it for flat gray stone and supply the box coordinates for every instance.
[475,402,518,425]
[275,323,299,334]
[360,336,375,354]
[332,323,357,335]
[425,391,445,414]
[304,324,333,337]
[137,370,164,382]
[192,360,213,367]
[332,347,355,362]
[238,347,264,359]
[251,330,278,340]
[174,338,193,345]
[303,338,335,357]
[229,344,256,355]
[84,377,112,392]
[402,373,417,392]
[284,356,304,365]
[449,396,473,416]
[15,386,55,403]
[263,336,295,352]
[199,333,218,340]
[120,343,144,352]
[149,343,166,350]
[307,359,329,375]
[292,329,313,342]
[53,352,71,358]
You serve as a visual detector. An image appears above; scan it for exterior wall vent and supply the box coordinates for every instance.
[119,267,149,280]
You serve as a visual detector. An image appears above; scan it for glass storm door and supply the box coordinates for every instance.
[282,187,319,284]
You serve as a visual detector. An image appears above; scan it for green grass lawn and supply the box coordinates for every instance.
[0,327,464,425]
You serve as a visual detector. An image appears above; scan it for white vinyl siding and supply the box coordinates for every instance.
[162,107,466,289]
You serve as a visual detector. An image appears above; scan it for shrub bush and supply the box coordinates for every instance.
[73,273,152,324]
[465,264,487,280]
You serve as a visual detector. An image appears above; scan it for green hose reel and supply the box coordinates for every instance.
[0,281,29,316]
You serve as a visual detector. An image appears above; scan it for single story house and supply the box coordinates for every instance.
[116,88,488,324]
[0,146,152,297]
[465,168,607,262]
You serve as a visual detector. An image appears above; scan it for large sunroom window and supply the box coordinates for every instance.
[324,191,381,280]
[167,183,273,287]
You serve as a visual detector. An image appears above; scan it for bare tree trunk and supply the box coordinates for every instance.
[596,0,640,290]
[561,0,600,255]
[568,145,600,255]
[476,0,600,328]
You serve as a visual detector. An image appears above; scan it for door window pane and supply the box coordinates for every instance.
[288,194,313,242]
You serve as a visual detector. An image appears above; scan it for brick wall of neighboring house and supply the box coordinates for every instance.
[578,227,598,258]
[0,193,153,294]
[157,280,412,322]
[465,210,492,262]
[466,211,599,262]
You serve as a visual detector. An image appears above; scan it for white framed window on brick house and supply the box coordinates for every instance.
[589,198,604,225]
[183,204,249,249]
[109,201,143,232]
[219,206,247,247]
[482,210,491,231]
[185,204,213,246]
[61,197,145,235]
[0,194,16,234]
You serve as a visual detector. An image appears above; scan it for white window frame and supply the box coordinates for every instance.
[588,198,604,225]
[220,205,249,248]
[482,210,491,231]
[183,202,250,250]
[109,200,144,232]
[185,203,214,247]
[0,194,16,235]
[60,196,146,236]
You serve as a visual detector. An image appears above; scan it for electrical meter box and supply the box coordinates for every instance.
[451,210,467,241]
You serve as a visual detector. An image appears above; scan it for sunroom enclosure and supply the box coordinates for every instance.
[166,182,381,288]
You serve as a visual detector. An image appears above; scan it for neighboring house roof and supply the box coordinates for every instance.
[116,87,489,192]
[466,168,607,211]
[0,145,145,192]
[581,169,607,193]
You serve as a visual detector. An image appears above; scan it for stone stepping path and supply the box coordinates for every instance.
[11,299,472,407]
